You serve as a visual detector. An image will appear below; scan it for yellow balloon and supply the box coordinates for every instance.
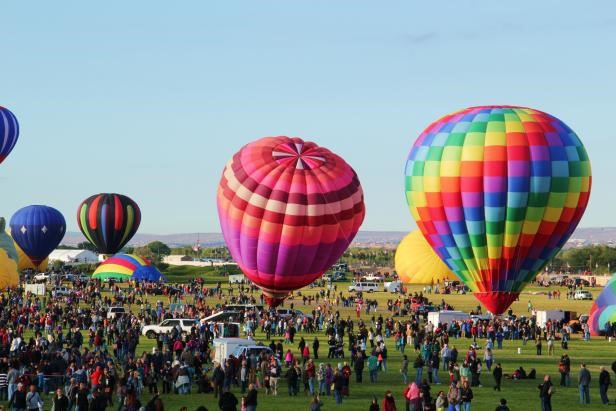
[6,230,48,272]
[0,249,19,288]
[395,230,457,284]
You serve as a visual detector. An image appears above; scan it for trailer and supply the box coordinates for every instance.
[535,310,565,328]
[427,310,470,326]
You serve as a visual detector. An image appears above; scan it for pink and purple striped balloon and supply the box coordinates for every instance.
[217,136,365,306]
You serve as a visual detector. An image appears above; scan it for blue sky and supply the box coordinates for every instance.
[1,1,614,234]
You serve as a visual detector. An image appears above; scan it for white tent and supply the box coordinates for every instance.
[48,249,98,264]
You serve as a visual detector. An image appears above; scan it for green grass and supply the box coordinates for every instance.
[7,280,614,411]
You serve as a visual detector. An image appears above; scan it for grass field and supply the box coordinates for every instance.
[6,275,614,411]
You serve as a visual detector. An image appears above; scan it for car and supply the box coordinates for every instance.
[107,306,127,320]
[52,286,71,297]
[573,290,593,300]
[348,282,379,293]
[568,314,589,333]
[142,318,197,339]
[276,309,313,320]
[322,272,346,282]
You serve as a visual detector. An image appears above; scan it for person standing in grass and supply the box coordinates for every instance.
[492,363,503,392]
[400,355,409,385]
[599,366,611,405]
[413,355,425,385]
[559,354,571,387]
[381,390,396,411]
[459,380,473,411]
[368,353,379,383]
[578,363,591,405]
[538,375,553,411]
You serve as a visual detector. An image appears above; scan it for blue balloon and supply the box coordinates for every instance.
[10,205,66,266]
[132,265,166,283]
[0,106,19,165]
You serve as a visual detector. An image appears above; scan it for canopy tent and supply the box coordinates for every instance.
[92,253,165,282]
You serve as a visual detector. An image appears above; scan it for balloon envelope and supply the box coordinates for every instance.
[77,193,141,255]
[405,106,591,314]
[0,249,19,288]
[9,205,66,267]
[92,253,164,282]
[0,106,19,165]
[589,275,616,336]
[217,136,365,306]
[395,231,457,284]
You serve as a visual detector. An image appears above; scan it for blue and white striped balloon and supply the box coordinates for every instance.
[0,106,19,165]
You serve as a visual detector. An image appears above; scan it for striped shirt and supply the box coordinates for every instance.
[0,373,8,387]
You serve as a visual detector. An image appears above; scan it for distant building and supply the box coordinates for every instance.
[49,249,99,265]
[163,255,237,267]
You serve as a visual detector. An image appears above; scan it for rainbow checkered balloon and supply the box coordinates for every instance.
[217,136,365,306]
[590,276,616,335]
[405,106,591,314]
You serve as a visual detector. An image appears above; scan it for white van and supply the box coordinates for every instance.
[348,282,379,293]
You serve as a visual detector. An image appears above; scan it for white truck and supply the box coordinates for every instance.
[536,310,565,328]
[427,310,471,326]
[212,338,255,366]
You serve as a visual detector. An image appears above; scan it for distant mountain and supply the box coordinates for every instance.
[59,228,616,249]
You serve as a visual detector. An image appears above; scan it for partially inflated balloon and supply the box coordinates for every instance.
[405,106,591,314]
[395,231,456,284]
[77,193,141,255]
[9,205,66,267]
[0,249,18,288]
[5,226,49,271]
[589,276,616,336]
[0,106,19,165]
[92,253,164,282]
[217,136,365,306]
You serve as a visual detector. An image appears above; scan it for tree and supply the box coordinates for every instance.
[133,241,171,263]
[147,241,171,257]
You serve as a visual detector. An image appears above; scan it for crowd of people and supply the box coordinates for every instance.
[0,274,610,411]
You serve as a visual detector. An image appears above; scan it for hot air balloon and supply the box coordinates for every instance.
[77,193,141,255]
[405,106,591,314]
[0,106,19,165]
[92,253,164,282]
[5,226,49,271]
[395,230,457,284]
[9,205,66,267]
[589,276,616,336]
[0,249,19,288]
[217,136,365,306]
